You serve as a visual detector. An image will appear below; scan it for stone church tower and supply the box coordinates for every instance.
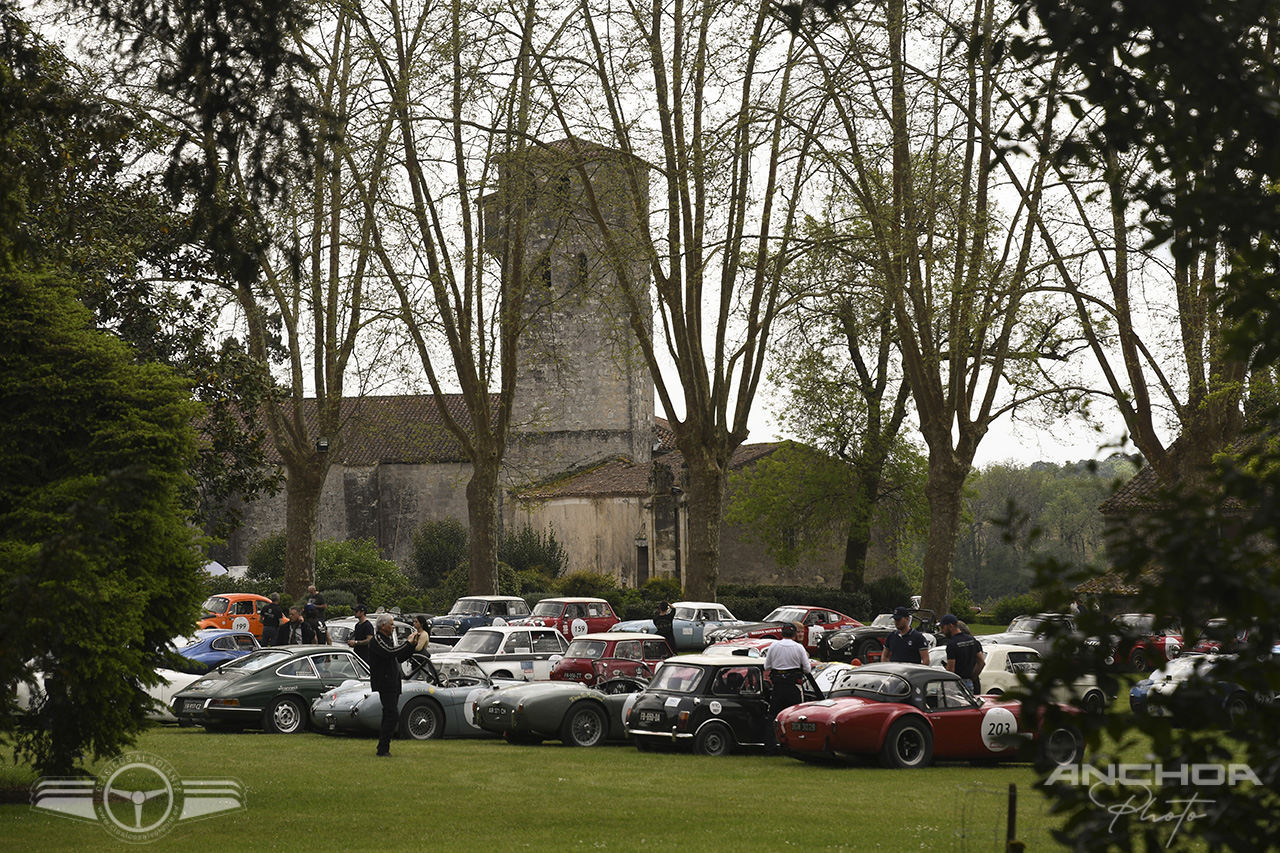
[488,139,654,486]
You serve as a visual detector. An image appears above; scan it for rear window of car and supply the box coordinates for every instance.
[1005,651,1041,674]
[231,650,293,673]
[650,664,706,694]
[565,640,608,659]
[828,671,911,698]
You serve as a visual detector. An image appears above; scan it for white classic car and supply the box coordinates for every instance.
[928,642,1111,713]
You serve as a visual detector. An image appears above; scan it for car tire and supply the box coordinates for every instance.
[856,639,881,665]
[1226,692,1250,726]
[694,721,733,757]
[879,717,933,769]
[400,698,444,740]
[1130,650,1148,672]
[560,703,608,747]
[263,697,307,734]
[1038,725,1083,767]
[1082,690,1107,715]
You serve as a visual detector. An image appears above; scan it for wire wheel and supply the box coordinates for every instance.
[400,698,444,740]
[561,703,607,747]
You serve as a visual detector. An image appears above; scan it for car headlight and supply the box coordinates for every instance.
[828,634,850,651]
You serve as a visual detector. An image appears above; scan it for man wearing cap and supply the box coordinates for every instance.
[940,614,985,692]
[349,603,375,668]
[763,623,812,751]
[883,606,928,664]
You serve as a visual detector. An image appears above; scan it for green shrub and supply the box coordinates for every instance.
[640,576,682,603]
[315,539,412,610]
[437,561,522,602]
[321,589,357,611]
[991,592,1042,625]
[410,519,469,589]
[245,530,287,584]
[949,578,978,623]
[499,524,568,577]
[398,596,423,614]
[866,574,915,616]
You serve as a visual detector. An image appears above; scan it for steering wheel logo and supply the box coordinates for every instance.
[93,753,183,842]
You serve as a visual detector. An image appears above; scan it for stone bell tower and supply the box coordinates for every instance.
[484,138,653,485]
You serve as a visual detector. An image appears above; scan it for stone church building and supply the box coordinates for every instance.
[211,141,848,588]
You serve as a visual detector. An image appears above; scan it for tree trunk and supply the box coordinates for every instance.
[840,467,881,592]
[919,455,968,615]
[282,459,325,600]
[682,447,730,601]
[467,452,500,595]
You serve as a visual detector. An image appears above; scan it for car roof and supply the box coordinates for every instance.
[455,595,528,602]
[852,662,962,685]
[463,625,561,635]
[660,653,766,667]
[673,601,729,609]
[207,592,269,601]
[537,597,610,604]
[572,632,657,642]
[193,628,255,638]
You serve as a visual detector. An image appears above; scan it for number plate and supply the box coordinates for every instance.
[486,706,507,717]
[791,721,817,732]
[638,710,663,723]
[183,700,204,714]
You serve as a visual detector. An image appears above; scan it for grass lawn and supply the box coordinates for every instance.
[0,724,1083,851]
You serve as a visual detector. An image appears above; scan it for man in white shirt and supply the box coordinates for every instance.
[763,624,812,750]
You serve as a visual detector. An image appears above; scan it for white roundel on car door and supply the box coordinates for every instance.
[232,616,250,631]
[980,706,1018,751]
[571,619,588,636]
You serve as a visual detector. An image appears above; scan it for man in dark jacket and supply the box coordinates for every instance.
[275,607,316,645]
[259,593,283,646]
[369,612,419,756]
[653,602,676,650]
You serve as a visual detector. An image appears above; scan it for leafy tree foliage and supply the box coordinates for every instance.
[498,524,568,580]
[314,539,412,610]
[409,519,469,590]
[0,268,205,775]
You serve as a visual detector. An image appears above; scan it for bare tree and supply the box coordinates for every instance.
[532,0,820,598]
[801,0,1081,611]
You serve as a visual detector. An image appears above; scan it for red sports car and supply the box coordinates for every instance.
[703,606,861,652]
[775,663,1082,769]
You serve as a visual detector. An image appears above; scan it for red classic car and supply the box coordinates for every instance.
[511,597,620,640]
[775,663,1082,769]
[1099,613,1183,670]
[703,606,862,652]
[549,632,674,683]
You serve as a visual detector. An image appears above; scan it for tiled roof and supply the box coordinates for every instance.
[518,442,782,500]
[1098,464,1162,514]
[654,417,677,454]
[1074,566,1163,596]
[261,395,496,466]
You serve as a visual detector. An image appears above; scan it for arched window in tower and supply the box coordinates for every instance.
[532,252,552,289]
[576,253,588,292]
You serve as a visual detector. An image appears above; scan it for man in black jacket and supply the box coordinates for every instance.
[369,612,419,756]
[653,602,676,650]
[275,607,316,645]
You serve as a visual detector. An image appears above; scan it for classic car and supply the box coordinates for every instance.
[926,643,1111,714]
[173,629,260,673]
[775,664,1083,768]
[704,606,862,652]
[1129,651,1273,724]
[1187,618,1253,655]
[172,645,370,733]
[625,654,824,755]
[1089,613,1182,670]
[610,601,746,651]
[18,664,202,724]
[549,632,674,683]
[427,595,531,643]
[326,616,416,646]
[510,597,620,640]
[429,626,569,681]
[197,593,280,640]
[979,613,1079,657]
[817,610,943,664]
[474,676,649,746]
[312,658,522,740]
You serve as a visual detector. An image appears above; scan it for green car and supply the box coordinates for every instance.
[172,645,369,734]
[474,677,649,747]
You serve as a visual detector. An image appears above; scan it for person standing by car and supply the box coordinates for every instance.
[653,602,676,650]
[348,603,375,667]
[259,593,283,647]
[275,606,316,645]
[940,614,985,693]
[303,603,330,645]
[763,623,812,749]
[883,606,928,664]
[369,612,419,757]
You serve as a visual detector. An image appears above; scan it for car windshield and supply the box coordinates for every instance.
[1008,616,1046,634]
[453,630,503,655]
[229,650,295,673]
[870,614,894,628]
[828,670,911,699]
[1115,614,1155,633]
[564,640,608,659]
[531,601,564,618]
[448,599,488,616]
[650,663,706,693]
[764,607,807,623]
[200,596,229,615]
